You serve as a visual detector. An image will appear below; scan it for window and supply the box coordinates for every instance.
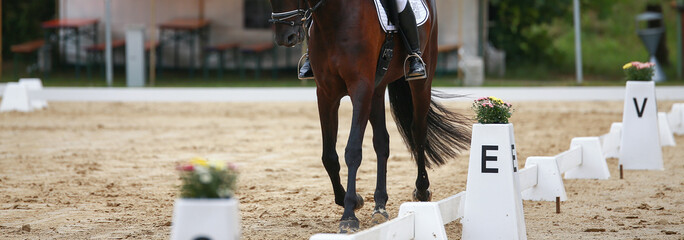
[244,0,272,29]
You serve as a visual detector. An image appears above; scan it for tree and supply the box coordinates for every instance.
[1,1,56,59]
[488,0,570,66]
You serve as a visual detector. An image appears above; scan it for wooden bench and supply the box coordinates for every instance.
[85,40,161,79]
[203,42,240,79]
[437,44,461,76]
[85,40,126,79]
[10,40,46,78]
[11,40,46,54]
[239,42,277,79]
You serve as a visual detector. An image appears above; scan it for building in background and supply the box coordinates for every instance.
[59,0,485,73]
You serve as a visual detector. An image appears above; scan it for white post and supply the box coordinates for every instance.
[126,26,146,87]
[619,81,663,170]
[573,0,583,84]
[105,0,113,86]
[462,124,526,240]
[171,199,241,240]
[0,83,32,112]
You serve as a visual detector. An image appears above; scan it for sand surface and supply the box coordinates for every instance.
[0,100,682,239]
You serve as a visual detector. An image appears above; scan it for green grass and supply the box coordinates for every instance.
[544,1,682,81]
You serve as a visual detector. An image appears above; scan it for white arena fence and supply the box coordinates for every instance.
[311,135,612,240]
[310,102,683,240]
[601,104,681,158]
[2,79,682,239]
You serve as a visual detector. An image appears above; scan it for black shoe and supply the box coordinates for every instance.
[406,53,427,81]
[298,57,314,80]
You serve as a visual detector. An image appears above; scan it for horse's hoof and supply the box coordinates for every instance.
[370,208,390,225]
[412,188,432,202]
[354,193,364,211]
[339,219,360,234]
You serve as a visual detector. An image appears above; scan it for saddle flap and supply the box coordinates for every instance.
[373,0,429,33]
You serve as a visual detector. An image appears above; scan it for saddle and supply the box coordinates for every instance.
[372,0,429,86]
[373,0,429,33]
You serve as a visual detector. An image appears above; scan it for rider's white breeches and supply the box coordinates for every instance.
[396,0,408,12]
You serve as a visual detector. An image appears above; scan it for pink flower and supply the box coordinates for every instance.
[228,163,239,171]
[631,61,655,70]
[177,163,194,172]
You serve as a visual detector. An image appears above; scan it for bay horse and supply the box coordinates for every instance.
[269,0,470,233]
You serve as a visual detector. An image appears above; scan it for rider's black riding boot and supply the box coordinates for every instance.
[299,53,314,80]
[397,3,426,81]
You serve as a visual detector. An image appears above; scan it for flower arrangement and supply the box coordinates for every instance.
[176,157,238,199]
[623,61,655,81]
[472,96,513,124]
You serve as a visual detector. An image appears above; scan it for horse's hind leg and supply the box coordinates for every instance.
[369,89,390,225]
[409,81,433,202]
[317,93,346,207]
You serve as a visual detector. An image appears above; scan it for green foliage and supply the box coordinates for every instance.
[488,0,570,66]
[2,0,56,59]
[545,0,678,80]
[490,0,680,81]
[177,158,238,199]
[623,62,655,81]
[472,96,513,124]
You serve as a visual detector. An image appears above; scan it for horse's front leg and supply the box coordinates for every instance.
[369,88,390,225]
[339,81,374,233]
[316,90,346,207]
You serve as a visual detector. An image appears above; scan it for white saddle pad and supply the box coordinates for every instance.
[373,0,429,32]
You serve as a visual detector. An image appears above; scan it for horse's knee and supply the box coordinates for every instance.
[321,154,340,172]
[344,146,363,167]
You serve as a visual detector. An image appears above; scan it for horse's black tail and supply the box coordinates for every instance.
[387,80,472,168]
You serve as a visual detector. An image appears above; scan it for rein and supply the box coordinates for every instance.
[269,0,326,27]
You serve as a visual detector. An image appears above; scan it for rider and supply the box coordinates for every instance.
[298,0,427,81]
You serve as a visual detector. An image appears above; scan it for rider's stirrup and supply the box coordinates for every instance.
[298,54,314,80]
[404,53,427,81]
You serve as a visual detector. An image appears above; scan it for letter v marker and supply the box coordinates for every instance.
[633,98,647,118]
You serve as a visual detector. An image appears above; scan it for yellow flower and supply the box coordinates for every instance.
[489,96,503,104]
[210,160,227,171]
[190,157,209,167]
[622,63,632,70]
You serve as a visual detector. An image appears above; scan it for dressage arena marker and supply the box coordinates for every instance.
[0,79,47,112]
[666,103,684,135]
[521,137,610,201]
[619,81,663,170]
[18,78,48,110]
[658,112,676,146]
[461,124,526,240]
[600,107,679,157]
[600,122,622,158]
[171,199,240,240]
[0,82,31,112]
